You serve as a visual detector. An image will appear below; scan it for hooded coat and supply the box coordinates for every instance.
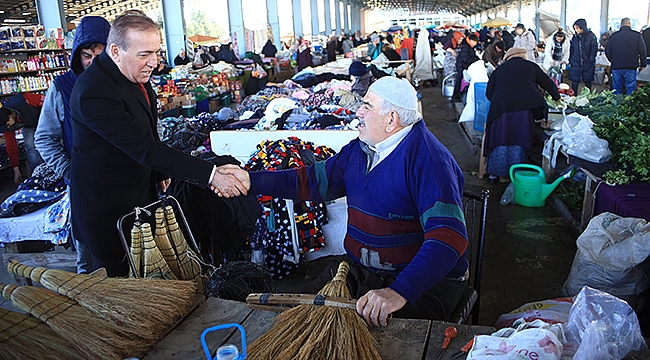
[35,16,111,182]
[569,19,598,82]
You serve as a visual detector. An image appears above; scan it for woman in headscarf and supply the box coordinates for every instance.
[261,39,277,58]
[326,34,338,62]
[569,19,598,95]
[296,37,313,71]
[442,31,464,78]
[483,47,561,183]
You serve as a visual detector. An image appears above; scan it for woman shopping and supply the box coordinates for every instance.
[483,47,561,183]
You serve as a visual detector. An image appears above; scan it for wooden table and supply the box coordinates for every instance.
[144,297,495,360]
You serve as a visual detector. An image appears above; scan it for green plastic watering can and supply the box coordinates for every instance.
[509,164,575,207]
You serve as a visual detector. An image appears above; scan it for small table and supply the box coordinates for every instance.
[144,297,495,360]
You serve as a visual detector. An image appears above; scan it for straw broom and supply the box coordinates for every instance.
[7,260,197,345]
[1,283,148,359]
[129,221,143,278]
[154,207,182,278]
[247,261,382,360]
[0,308,85,360]
[164,205,205,293]
[141,221,177,279]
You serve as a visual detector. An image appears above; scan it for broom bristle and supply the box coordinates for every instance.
[164,205,205,293]
[248,261,382,360]
[154,207,182,278]
[1,283,152,359]
[0,308,85,360]
[129,222,142,278]
[141,222,177,280]
[7,261,197,346]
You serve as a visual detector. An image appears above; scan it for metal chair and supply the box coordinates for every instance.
[448,189,489,325]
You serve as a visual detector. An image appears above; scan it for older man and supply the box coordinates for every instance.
[221,77,468,327]
[69,10,246,276]
[606,17,647,95]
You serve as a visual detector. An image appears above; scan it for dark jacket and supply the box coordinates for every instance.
[486,57,560,126]
[482,42,503,67]
[455,40,479,73]
[261,40,277,58]
[174,54,191,66]
[216,44,238,64]
[569,20,598,82]
[605,26,647,70]
[2,92,41,128]
[643,27,650,57]
[69,52,214,265]
[501,30,515,50]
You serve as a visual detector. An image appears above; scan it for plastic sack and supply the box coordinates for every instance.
[499,182,515,205]
[564,286,647,360]
[459,60,489,123]
[495,297,573,329]
[561,113,612,163]
[562,212,650,307]
[468,320,564,359]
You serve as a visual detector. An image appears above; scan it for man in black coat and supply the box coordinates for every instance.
[605,18,647,95]
[70,10,247,276]
[451,33,479,102]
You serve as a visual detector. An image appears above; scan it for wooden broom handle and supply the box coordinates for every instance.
[246,293,358,310]
[7,260,46,283]
[332,261,350,283]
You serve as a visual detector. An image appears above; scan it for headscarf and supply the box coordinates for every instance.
[503,46,528,61]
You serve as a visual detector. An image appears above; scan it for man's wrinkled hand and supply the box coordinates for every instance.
[356,287,407,327]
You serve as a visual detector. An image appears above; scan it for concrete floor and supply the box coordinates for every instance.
[0,83,580,327]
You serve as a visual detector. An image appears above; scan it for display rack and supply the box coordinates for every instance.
[0,48,69,96]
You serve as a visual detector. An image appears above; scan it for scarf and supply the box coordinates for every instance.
[552,37,564,61]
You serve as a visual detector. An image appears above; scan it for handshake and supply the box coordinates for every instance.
[209,164,251,198]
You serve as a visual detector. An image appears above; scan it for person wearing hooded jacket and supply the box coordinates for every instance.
[34,15,111,274]
[569,19,598,95]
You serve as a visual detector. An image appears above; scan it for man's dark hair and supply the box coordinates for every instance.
[467,33,479,42]
[495,41,504,50]
[515,23,526,30]
[0,107,11,124]
[106,10,158,51]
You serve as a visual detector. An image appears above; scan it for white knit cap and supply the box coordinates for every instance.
[367,76,418,111]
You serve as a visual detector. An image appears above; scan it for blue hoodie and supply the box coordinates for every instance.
[35,16,110,182]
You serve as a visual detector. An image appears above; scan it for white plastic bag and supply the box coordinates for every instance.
[560,113,612,163]
[468,319,565,360]
[459,60,489,123]
[562,212,650,307]
[564,286,647,360]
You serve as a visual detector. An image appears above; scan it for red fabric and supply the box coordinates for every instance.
[136,83,151,107]
[2,131,19,167]
[22,92,45,107]
[400,38,415,60]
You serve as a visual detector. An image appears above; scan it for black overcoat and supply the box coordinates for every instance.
[70,52,213,263]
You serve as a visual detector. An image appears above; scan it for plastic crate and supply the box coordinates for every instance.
[474,82,490,133]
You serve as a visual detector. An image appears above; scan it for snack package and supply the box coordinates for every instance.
[35,37,48,49]
[10,26,23,37]
[0,27,10,40]
[34,25,45,37]
[24,37,37,50]
[10,38,25,50]
[0,40,10,52]
[22,26,35,37]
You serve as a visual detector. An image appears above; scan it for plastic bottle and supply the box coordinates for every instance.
[216,344,240,360]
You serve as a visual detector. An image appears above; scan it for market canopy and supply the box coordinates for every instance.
[187,34,220,44]
[482,17,513,27]
[435,22,470,31]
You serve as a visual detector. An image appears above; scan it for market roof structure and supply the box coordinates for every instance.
[0,0,522,25]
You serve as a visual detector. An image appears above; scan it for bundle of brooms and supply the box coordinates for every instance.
[129,205,206,293]
[0,308,84,360]
[7,260,197,346]
[247,261,382,360]
[1,282,148,359]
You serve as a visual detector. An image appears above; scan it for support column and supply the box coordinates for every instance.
[311,0,319,36]
[228,0,246,59]
[267,0,281,49]
[161,0,186,66]
[35,0,65,35]
[334,0,341,35]
[534,0,541,38]
[292,0,304,38]
[517,0,522,23]
[343,0,349,34]
[560,0,567,30]
[600,0,609,35]
[324,0,332,35]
